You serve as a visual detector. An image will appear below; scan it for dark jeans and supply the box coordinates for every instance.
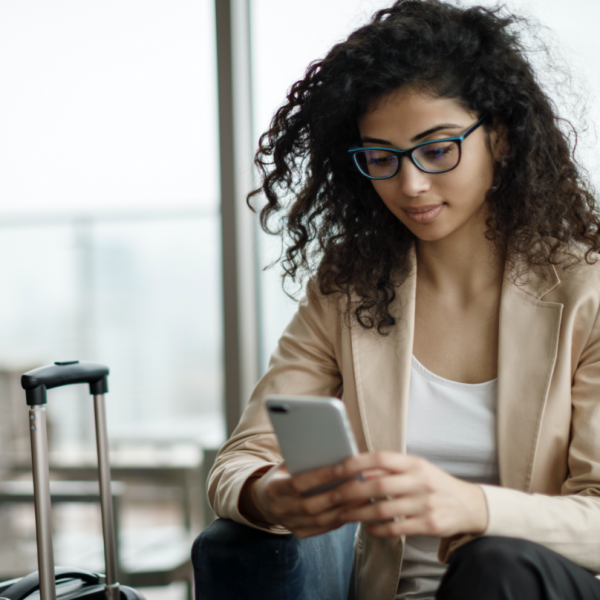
[192,518,357,600]
[437,536,600,600]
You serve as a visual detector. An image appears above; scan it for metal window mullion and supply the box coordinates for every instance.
[215,0,260,437]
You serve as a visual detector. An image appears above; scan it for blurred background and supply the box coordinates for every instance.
[0,1,597,598]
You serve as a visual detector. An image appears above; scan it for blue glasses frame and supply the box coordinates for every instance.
[348,114,490,179]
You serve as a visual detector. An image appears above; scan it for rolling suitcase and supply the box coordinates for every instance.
[0,361,145,600]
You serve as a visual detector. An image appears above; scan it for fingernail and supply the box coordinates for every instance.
[333,464,344,476]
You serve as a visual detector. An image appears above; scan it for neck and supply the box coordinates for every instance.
[416,222,504,299]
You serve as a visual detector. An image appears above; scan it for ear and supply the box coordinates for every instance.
[490,118,510,161]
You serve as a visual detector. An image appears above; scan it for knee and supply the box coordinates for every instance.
[445,536,539,588]
[437,537,542,600]
[451,536,534,572]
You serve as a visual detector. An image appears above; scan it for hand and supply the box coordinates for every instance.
[330,451,488,538]
[239,461,366,538]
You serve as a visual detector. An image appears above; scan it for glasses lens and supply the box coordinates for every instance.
[413,141,460,172]
[354,149,399,178]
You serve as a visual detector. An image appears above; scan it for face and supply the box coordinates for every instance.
[357,89,504,244]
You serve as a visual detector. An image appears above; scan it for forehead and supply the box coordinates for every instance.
[358,88,477,142]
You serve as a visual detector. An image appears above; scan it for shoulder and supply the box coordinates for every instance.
[510,245,600,315]
[541,251,600,335]
[552,250,600,301]
[284,279,346,344]
[302,278,347,315]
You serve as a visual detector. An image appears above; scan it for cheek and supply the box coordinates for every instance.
[443,157,495,207]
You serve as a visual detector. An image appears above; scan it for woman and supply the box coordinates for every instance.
[207,1,600,598]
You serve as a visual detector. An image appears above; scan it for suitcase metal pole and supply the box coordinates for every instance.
[93,394,119,600]
[29,406,56,600]
[22,361,119,600]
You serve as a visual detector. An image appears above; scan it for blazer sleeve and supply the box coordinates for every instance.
[206,283,343,532]
[440,297,600,572]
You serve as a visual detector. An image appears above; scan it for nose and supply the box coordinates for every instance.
[396,157,431,196]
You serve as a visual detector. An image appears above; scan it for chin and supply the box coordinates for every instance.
[402,221,450,243]
[414,231,449,243]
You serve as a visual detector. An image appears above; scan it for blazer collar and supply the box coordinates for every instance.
[350,250,563,491]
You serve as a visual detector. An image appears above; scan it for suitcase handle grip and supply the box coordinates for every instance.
[21,361,109,405]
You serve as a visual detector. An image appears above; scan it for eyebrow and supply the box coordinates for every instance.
[361,123,462,146]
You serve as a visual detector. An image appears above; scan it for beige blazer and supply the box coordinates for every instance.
[208,251,600,600]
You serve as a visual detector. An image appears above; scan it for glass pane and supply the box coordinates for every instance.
[0,217,224,454]
[92,218,224,446]
[93,217,224,446]
[0,0,218,214]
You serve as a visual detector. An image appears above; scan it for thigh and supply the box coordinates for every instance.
[436,536,600,600]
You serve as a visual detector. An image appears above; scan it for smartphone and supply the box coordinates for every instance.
[265,395,362,496]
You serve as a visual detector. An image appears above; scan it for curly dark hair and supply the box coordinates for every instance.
[248,0,600,333]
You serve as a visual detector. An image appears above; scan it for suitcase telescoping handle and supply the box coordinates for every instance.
[21,361,119,600]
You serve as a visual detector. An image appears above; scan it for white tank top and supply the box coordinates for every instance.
[395,356,500,600]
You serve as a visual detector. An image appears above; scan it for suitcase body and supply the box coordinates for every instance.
[0,361,145,600]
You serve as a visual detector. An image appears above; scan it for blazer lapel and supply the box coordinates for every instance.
[350,248,417,454]
[497,264,563,491]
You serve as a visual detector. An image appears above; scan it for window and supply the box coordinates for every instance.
[0,0,223,452]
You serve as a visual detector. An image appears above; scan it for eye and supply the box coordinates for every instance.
[354,149,399,178]
[413,141,460,172]
[368,156,395,165]
[423,145,454,160]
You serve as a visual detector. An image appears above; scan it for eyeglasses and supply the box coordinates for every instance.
[348,114,490,179]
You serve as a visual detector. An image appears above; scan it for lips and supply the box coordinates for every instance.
[402,204,444,223]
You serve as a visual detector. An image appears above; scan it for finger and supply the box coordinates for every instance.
[290,463,348,496]
[282,503,346,532]
[267,470,360,517]
[340,495,425,524]
[294,487,347,517]
[335,451,420,479]
[361,468,391,480]
[331,473,423,504]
